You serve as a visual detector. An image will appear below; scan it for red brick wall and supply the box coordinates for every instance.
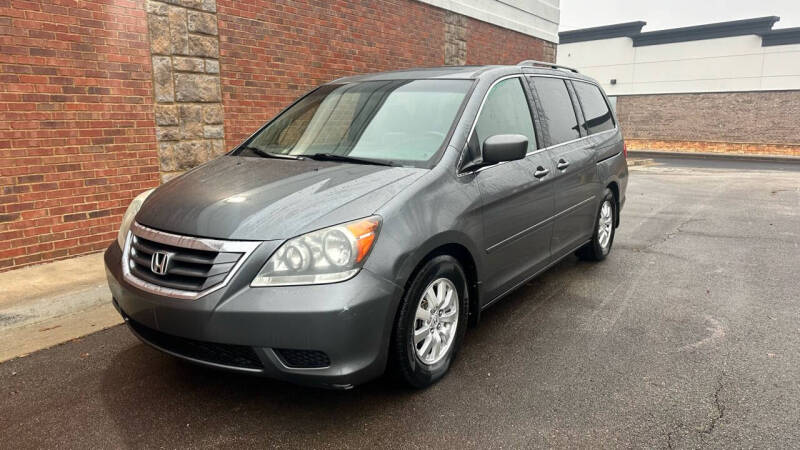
[465,16,555,65]
[216,0,446,150]
[0,0,159,271]
[2,0,554,271]
[216,0,553,150]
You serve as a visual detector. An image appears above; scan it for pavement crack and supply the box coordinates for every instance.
[664,420,685,449]
[629,247,693,262]
[699,374,726,435]
[634,218,705,252]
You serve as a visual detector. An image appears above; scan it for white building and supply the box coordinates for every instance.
[556,17,800,156]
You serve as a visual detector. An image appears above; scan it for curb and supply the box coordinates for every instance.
[626,158,654,167]
[628,150,800,164]
[0,283,111,332]
[0,252,122,362]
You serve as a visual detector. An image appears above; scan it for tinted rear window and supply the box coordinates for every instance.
[573,81,615,134]
[529,77,581,147]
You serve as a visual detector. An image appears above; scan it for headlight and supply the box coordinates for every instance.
[251,216,381,286]
[116,188,155,248]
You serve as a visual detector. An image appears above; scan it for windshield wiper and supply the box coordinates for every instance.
[305,153,394,167]
[243,146,305,160]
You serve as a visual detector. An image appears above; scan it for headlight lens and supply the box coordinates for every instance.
[116,188,155,249]
[251,216,381,287]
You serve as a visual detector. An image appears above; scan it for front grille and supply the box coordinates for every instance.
[128,232,242,293]
[128,318,263,370]
[275,349,331,368]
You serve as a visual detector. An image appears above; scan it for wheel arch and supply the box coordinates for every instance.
[398,235,483,327]
[606,181,620,227]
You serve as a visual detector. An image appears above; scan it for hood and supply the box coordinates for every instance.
[135,156,427,241]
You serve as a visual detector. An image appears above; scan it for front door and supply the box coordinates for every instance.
[470,77,555,301]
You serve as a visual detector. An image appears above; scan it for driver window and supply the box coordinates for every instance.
[470,78,537,160]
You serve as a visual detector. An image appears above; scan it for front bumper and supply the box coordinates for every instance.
[104,242,402,389]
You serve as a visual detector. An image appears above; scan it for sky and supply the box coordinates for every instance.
[559,0,800,31]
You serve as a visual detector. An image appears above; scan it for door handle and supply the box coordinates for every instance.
[557,159,570,170]
[533,167,549,179]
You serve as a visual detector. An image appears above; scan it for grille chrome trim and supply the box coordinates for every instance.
[122,222,261,300]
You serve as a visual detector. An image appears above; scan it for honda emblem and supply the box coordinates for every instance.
[150,251,171,275]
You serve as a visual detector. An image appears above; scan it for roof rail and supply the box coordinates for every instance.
[517,60,579,73]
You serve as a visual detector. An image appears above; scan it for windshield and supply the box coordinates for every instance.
[238,79,473,166]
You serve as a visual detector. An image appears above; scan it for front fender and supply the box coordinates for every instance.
[364,179,484,312]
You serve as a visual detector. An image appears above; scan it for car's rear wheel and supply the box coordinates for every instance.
[577,188,617,261]
[390,255,469,388]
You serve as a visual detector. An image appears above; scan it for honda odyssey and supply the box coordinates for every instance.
[105,61,628,389]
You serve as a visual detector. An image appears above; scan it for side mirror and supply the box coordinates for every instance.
[482,134,528,164]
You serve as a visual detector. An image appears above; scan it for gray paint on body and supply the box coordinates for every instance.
[106,64,628,388]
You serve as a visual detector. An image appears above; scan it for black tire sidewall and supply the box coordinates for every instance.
[393,255,469,388]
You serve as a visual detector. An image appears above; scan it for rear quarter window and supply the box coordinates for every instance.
[573,81,615,135]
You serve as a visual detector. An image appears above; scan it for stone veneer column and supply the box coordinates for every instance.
[443,10,557,66]
[444,11,467,66]
[145,0,225,182]
[542,41,557,62]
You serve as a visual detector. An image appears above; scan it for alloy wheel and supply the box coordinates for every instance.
[598,200,614,250]
[413,278,459,365]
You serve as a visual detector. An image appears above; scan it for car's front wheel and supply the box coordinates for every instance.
[390,255,469,388]
[577,188,617,261]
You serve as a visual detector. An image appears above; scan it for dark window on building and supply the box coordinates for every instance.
[471,77,537,156]
[573,81,615,134]
[528,77,581,147]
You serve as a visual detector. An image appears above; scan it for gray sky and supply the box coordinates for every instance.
[559,0,800,31]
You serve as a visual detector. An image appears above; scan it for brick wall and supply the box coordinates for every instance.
[216,0,553,150]
[0,0,160,271]
[1,0,554,271]
[617,91,800,156]
[216,0,448,150]
[465,16,556,66]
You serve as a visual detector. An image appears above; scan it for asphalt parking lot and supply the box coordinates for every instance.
[1,156,799,448]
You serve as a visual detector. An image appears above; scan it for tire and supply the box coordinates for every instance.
[390,255,469,388]
[577,188,617,261]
